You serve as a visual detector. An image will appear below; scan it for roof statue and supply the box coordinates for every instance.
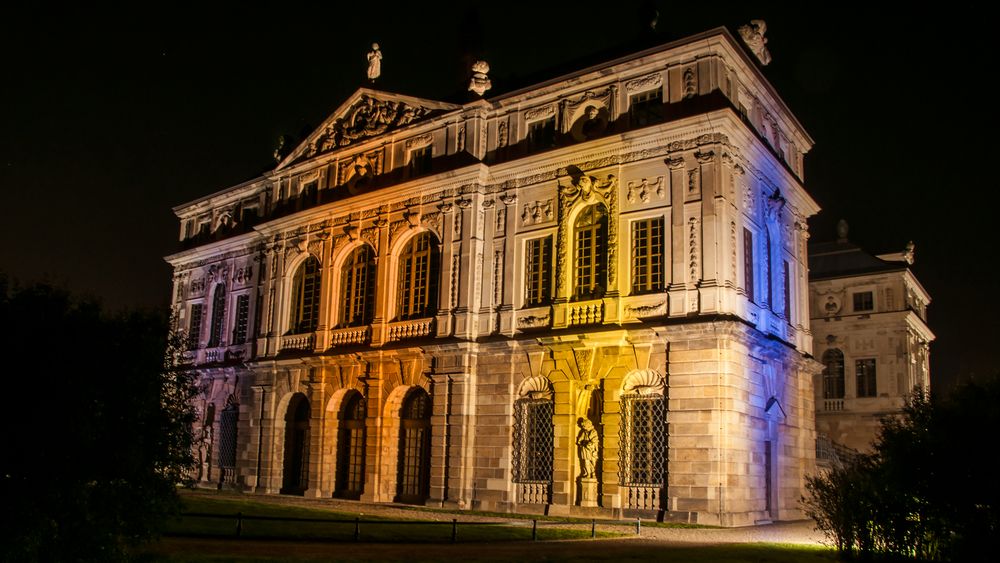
[468,60,491,96]
[367,43,382,82]
[738,20,772,66]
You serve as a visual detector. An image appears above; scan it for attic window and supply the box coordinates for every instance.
[629,89,664,127]
[409,145,432,176]
[526,118,555,150]
[853,291,874,313]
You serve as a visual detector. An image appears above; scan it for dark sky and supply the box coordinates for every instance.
[1,4,995,392]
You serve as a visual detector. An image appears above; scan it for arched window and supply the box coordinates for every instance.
[822,349,845,399]
[217,402,238,486]
[397,233,439,320]
[512,396,554,503]
[340,245,376,327]
[208,284,226,347]
[574,204,608,300]
[619,371,667,511]
[281,393,311,495]
[290,257,321,334]
[335,392,367,499]
[396,388,431,504]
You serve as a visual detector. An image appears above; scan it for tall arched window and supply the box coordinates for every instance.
[512,395,554,503]
[574,204,608,300]
[208,284,226,347]
[619,370,667,511]
[290,257,321,334]
[396,388,431,504]
[822,348,845,399]
[397,233,439,320]
[335,391,367,499]
[217,402,238,486]
[340,245,376,327]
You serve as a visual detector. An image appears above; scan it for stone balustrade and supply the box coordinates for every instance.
[516,482,550,505]
[823,399,844,412]
[387,318,435,341]
[280,333,316,351]
[330,325,370,346]
[623,484,661,511]
[568,300,604,326]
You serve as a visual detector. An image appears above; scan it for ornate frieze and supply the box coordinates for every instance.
[521,200,554,225]
[625,73,662,93]
[524,104,555,122]
[627,176,664,204]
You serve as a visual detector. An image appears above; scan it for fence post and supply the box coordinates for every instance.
[591,519,596,538]
[635,517,641,535]
[532,519,537,541]
[236,512,243,537]
[451,519,457,543]
[354,517,360,541]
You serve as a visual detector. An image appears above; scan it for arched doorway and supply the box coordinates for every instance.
[281,393,310,495]
[334,391,367,499]
[395,388,431,504]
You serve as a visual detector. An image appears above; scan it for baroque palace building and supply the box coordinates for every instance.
[166,26,821,526]
[810,223,934,455]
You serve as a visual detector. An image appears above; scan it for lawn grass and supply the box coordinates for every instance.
[168,491,619,543]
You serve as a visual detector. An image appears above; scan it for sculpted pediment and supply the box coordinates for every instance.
[277,88,459,169]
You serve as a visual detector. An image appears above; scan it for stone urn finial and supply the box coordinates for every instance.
[469,60,492,96]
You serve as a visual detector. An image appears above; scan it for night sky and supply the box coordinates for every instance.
[2,4,995,393]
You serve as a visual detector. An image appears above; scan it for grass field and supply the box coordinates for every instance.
[165,493,619,543]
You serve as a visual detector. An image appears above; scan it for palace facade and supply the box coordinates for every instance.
[810,225,934,454]
[166,27,820,526]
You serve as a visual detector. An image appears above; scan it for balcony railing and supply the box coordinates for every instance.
[387,318,435,342]
[568,300,604,326]
[330,325,370,346]
[823,399,844,412]
[280,333,316,352]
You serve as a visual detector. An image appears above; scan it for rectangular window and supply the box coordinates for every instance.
[631,217,664,294]
[409,145,432,175]
[629,88,664,127]
[527,118,555,150]
[743,228,755,303]
[253,294,264,339]
[765,230,773,309]
[187,304,204,350]
[853,291,874,312]
[232,294,250,345]
[524,236,552,307]
[856,359,877,398]
[783,260,791,320]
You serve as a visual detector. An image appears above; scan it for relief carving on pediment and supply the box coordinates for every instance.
[313,96,432,154]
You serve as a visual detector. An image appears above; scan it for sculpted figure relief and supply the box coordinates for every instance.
[576,417,599,478]
[314,96,430,151]
[738,20,772,66]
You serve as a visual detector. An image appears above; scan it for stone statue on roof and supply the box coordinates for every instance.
[367,43,382,82]
[738,20,772,66]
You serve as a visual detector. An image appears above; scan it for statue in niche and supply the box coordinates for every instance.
[576,417,599,478]
[367,43,382,82]
[738,20,772,66]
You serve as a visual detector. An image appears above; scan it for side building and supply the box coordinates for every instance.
[166,27,820,526]
[809,222,934,454]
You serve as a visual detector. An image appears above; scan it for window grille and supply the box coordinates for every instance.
[765,229,773,308]
[341,245,376,327]
[208,284,226,347]
[397,233,439,320]
[290,257,321,334]
[782,260,791,320]
[335,392,367,499]
[232,294,250,345]
[822,349,845,399]
[631,217,664,294]
[512,399,554,485]
[619,392,667,511]
[574,204,608,300]
[856,358,877,398]
[524,236,552,307]
[218,404,238,484]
